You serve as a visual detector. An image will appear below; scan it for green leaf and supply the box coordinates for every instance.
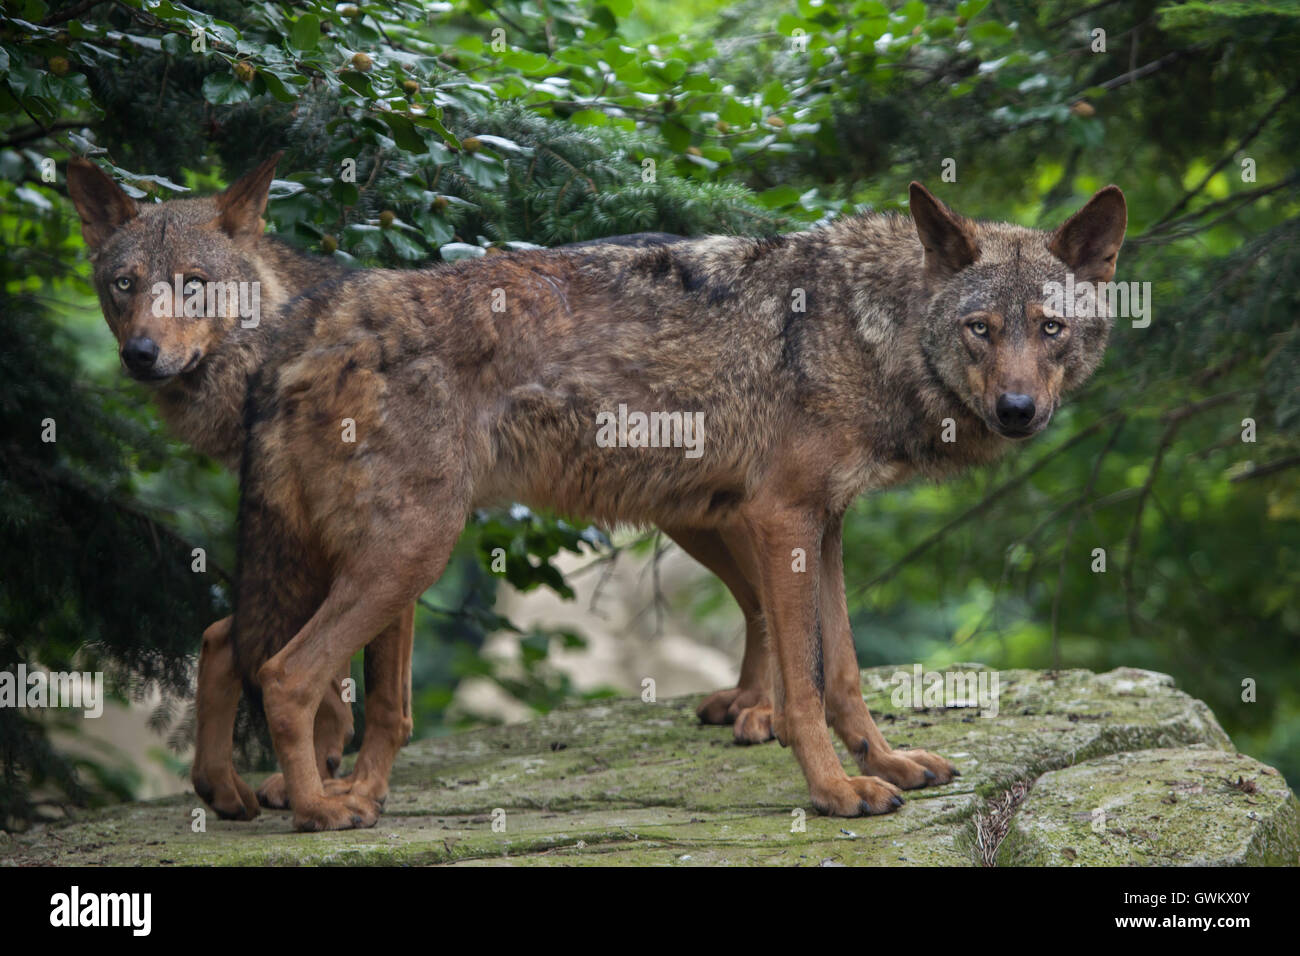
[957,0,991,18]
[763,78,790,108]
[927,16,957,37]
[647,58,687,83]
[601,41,635,67]
[413,211,454,245]
[500,51,552,73]
[290,14,320,52]
[970,21,1014,41]
[385,228,426,260]
[898,0,927,27]
[662,117,690,152]
[756,185,801,208]
[381,113,426,153]
[257,70,297,103]
[412,109,459,149]
[569,109,608,126]
[458,153,506,188]
[440,242,486,261]
[202,72,250,106]
[331,179,359,205]
[14,186,52,211]
[470,134,533,156]
[339,71,375,96]
[720,97,754,125]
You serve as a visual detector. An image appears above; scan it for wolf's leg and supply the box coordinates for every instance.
[747,501,903,816]
[399,602,414,743]
[255,665,354,810]
[191,617,260,820]
[320,663,356,774]
[666,527,774,744]
[820,516,957,789]
[322,603,414,804]
[259,523,462,832]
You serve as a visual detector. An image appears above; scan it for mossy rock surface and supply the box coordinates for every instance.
[997,747,1299,866]
[3,666,1295,866]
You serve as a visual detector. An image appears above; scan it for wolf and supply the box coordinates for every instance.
[66,153,691,819]
[68,153,365,819]
[221,173,1125,830]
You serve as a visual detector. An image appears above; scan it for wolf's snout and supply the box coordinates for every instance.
[995,393,1036,432]
[122,336,160,375]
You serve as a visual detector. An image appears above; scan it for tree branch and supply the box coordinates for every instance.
[42,0,109,25]
[849,414,1122,599]
[1051,416,1126,667]
[476,0,528,37]
[1121,390,1251,628]
[1,120,87,150]
[1095,50,1183,93]
[1129,174,1300,246]
[1231,454,1300,482]
[1149,78,1300,230]
[1047,0,1128,30]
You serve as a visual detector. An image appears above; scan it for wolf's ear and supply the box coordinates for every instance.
[215,150,283,238]
[909,182,980,278]
[1049,185,1127,283]
[67,157,138,250]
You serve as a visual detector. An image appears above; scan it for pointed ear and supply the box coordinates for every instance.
[1049,185,1127,283]
[215,151,283,238]
[66,157,138,249]
[909,181,979,278]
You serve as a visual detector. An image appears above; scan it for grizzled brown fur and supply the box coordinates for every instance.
[69,152,1126,829]
[68,154,372,819]
[66,154,695,821]
[228,178,1125,830]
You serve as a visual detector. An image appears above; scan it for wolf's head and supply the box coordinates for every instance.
[67,153,283,382]
[911,182,1127,440]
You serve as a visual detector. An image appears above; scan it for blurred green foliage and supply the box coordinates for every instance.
[1,0,1297,826]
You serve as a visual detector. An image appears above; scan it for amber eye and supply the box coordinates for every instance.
[183,276,205,297]
[113,276,133,292]
[1043,320,1062,336]
[969,320,989,337]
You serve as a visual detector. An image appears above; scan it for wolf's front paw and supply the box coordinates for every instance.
[256,773,291,810]
[291,793,382,832]
[809,776,904,817]
[860,747,958,789]
[697,685,769,725]
[733,703,776,744]
[193,768,260,821]
[322,775,389,808]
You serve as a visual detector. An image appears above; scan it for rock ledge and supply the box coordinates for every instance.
[3,667,1295,866]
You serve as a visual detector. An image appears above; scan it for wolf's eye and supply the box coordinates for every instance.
[1043,320,1062,336]
[183,277,205,296]
[113,276,133,292]
[969,321,989,337]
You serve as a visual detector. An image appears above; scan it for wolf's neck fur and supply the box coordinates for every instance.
[152,238,338,470]
[565,217,1007,488]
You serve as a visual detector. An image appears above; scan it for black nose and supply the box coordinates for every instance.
[996,393,1036,431]
[121,337,159,373]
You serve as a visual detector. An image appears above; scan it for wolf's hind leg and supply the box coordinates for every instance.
[400,602,414,743]
[191,617,260,820]
[323,603,414,805]
[668,527,775,744]
[819,518,957,789]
